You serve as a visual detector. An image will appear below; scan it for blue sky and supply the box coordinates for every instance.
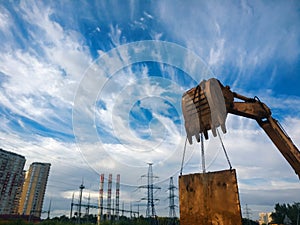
[0,0,300,220]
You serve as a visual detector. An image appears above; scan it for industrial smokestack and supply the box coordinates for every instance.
[116,174,120,220]
[107,174,112,220]
[97,174,104,225]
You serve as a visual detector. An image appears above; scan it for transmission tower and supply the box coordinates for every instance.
[168,177,177,225]
[244,204,252,225]
[139,163,160,224]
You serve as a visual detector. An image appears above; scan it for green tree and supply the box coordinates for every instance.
[271,202,300,224]
[242,218,259,225]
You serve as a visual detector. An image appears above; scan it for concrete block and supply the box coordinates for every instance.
[179,169,242,225]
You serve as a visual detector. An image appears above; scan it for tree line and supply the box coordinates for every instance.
[0,202,298,225]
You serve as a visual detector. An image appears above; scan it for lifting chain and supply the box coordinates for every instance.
[180,129,232,175]
[217,128,232,170]
[180,136,188,176]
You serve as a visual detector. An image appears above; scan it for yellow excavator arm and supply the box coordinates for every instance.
[182,78,300,179]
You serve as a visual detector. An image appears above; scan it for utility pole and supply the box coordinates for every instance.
[47,199,52,219]
[77,182,85,224]
[86,193,90,223]
[296,203,299,225]
[70,193,74,219]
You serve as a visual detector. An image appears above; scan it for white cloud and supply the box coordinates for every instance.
[208,38,225,66]
[0,6,11,31]
[155,1,300,85]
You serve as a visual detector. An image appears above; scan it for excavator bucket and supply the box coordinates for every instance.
[182,78,228,144]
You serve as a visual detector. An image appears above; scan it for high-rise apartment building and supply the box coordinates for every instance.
[18,162,51,218]
[0,148,26,215]
[258,212,272,225]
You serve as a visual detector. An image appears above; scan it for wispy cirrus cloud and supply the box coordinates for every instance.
[0,1,93,140]
[155,0,300,90]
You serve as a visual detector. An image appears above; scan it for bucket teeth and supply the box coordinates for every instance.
[187,135,193,145]
[211,126,217,137]
[204,130,209,140]
[221,123,227,134]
